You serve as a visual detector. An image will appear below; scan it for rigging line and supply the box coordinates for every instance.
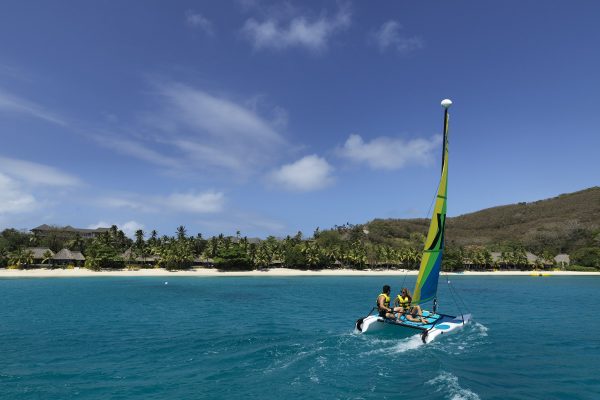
[446,273,470,315]
[443,272,464,317]
[447,272,470,313]
[424,185,438,220]
[453,283,471,315]
[400,262,410,289]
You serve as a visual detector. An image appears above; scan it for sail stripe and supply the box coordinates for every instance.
[412,111,449,305]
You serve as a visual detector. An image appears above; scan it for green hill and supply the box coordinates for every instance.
[362,187,600,254]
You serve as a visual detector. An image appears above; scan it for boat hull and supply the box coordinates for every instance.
[356,313,471,343]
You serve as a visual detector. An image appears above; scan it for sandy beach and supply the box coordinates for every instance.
[0,268,598,278]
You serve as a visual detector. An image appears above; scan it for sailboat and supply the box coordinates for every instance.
[355,99,471,343]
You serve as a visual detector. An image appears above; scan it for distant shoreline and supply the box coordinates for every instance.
[0,268,599,278]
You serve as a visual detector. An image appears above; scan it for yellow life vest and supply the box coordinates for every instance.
[376,293,390,309]
[397,295,411,308]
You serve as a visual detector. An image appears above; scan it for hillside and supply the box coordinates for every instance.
[362,187,600,253]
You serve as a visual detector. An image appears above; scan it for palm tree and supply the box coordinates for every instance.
[177,226,187,241]
[9,248,34,269]
[42,250,54,267]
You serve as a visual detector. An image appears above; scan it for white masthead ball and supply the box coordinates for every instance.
[441,99,452,108]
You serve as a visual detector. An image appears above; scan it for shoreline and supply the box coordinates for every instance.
[0,268,598,278]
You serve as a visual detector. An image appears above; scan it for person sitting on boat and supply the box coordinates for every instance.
[395,288,428,324]
[376,285,396,319]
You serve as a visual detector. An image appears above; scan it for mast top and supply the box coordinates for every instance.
[441,99,452,109]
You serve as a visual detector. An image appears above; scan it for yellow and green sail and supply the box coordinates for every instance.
[412,110,449,305]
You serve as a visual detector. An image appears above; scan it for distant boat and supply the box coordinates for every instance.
[355,99,470,343]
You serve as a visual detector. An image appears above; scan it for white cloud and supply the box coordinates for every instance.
[185,10,214,35]
[164,191,224,213]
[132,82,286,175]
[270,155,334,191]
[338,134,442,170]
[101,197,158,213]
[101,190,225,214]
[0,88,67,126]
[0,156,81,187]
[172,140,244,171]
[158,83,283,145]
[93,136,182,169]
[370,20,423,54]
[241,4,351,51]
[195,214,286,235]
[88,220,144,238]
[0,173,37,214]
[120,221,145,238]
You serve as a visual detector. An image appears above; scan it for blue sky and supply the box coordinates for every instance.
[1,1,599,238]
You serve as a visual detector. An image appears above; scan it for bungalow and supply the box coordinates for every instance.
[53,248,85,266]
[121,248,158,265]
[554,254,570,268]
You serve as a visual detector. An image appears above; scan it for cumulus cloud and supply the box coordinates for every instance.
[241,4,351,51]
[270,155,334,191]
[0,156,81,187]
[185,10,214,35]
[100,190,225,214]
[0,173,37,214]
[0,87,67,126]
[370,20,423,54]
[88,220,144,238]
[337,134,442,170]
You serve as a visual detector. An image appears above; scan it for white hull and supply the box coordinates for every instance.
[356,313,471,344]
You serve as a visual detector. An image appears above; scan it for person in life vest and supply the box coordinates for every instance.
[394,287,428,324]
[376,285,398,319]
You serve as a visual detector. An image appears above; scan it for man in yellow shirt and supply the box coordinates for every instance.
[376,285,397,319]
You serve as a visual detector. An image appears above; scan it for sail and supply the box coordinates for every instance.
[412,108,449,305]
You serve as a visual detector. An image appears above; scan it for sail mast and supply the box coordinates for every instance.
[412,99,452,306]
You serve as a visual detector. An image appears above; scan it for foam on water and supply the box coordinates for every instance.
[432,321,490,355]
[427,371,481,400]
[359,333,424,356]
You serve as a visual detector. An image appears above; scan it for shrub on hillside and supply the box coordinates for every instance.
[571,247,600,269]
[566,264,598,272]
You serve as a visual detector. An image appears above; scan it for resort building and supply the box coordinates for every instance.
[120,248,158,265]
[52,249,86,266]
[554,254,570,267]
[31,224,110,239]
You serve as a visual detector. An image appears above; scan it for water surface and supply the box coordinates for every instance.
[1,275,598,399]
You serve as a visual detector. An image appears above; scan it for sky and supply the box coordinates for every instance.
[1,1,599,238]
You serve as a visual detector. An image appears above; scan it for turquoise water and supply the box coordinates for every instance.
[1,276,599,399]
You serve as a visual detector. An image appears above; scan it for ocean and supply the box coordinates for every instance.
[1,275,599,399]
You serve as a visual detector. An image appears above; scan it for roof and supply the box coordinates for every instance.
[27,247,54,258]
[554,254,570,264]
[53,248,85,261]
[490,252,502,262]
[121,248,158,262]
[31,225,110,234]
[525,252,539,263]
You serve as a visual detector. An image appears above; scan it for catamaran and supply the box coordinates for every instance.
[355,99,471,343]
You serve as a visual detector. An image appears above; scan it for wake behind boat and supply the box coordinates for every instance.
[355,99,470,343]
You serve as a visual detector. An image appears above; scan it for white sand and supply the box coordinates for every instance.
[0,268,598,278]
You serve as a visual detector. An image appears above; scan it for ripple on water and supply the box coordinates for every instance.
[427,371,481,400]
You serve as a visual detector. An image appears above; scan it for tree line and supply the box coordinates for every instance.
[0,224,598,271]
